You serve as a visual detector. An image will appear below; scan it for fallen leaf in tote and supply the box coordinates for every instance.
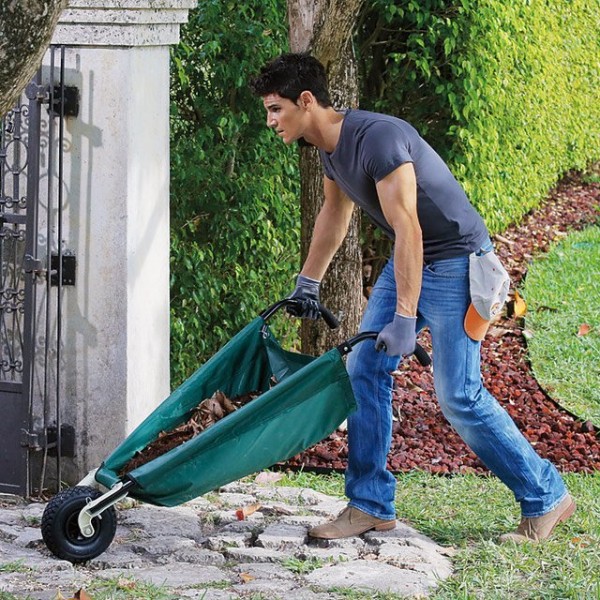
[235,503,261,520]
[119,390,262,475]
[239,572,256,583]
[577,323,591,337]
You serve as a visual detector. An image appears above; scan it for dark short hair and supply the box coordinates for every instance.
[250,53,332,107]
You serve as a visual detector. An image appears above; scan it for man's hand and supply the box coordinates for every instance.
[287,274,321,319]
[375,313,417,357]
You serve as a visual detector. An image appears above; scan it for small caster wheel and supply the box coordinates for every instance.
[41,486,117,563]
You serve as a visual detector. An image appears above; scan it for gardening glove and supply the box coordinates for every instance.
[375,313,417,357]
[287,274,321,320]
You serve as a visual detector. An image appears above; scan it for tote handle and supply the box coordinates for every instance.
[337,332,431,367]
[260,299,340,329]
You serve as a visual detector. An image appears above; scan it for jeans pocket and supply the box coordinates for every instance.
[423,256,469,278]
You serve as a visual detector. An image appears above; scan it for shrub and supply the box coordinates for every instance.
[169,0,298,385]
[358,0,600,232]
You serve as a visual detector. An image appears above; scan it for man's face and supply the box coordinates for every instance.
[262,93,305,145]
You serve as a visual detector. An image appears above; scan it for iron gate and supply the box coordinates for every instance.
[0,47,71,496]
[0,73,43,495]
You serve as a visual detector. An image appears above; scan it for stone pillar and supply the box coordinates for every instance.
[35,0,196,484]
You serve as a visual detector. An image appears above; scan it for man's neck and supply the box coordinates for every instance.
[303,107,345,153]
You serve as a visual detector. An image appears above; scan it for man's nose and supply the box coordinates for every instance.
[267,113,276,128]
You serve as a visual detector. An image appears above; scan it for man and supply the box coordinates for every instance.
[250,53,574,543]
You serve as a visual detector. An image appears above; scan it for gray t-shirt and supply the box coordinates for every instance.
[319,109,489,262]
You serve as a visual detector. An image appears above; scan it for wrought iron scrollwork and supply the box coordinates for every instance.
[1,99,32,382]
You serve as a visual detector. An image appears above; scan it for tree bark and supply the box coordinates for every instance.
[288,0,365,355]
[0,0,66,117]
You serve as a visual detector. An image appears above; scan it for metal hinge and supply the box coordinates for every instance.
[24,82,80,117]
[21,430,42,451]
[50,252,77,286]
[24,82,50,104]
[49,85,80,118]
[21,425,75,457]
[23,254,44,275]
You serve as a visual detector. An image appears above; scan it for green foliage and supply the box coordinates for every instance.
[357,0,600,233]
[170,0,600,384]
[0,560,30,573]
[169,0,298,385]
[282,556,326,574]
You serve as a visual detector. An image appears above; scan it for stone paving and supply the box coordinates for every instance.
[0,478,454,599]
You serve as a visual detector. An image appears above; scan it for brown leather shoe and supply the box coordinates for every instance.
[308,506,396,540]
[499,494,576,543]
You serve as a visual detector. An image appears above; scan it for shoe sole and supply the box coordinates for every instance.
[373,521,396,532]
[308,520,396,540]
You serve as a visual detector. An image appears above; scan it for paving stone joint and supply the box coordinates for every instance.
[0,480,453,599]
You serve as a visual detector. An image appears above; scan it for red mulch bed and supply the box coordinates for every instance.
[284,171,600,475]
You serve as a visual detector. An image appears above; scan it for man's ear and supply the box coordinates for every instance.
[298,90,315,110]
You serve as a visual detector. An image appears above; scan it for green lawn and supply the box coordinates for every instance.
[522,226,600,426]
[279,470,600,599]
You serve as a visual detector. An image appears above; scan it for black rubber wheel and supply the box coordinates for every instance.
[41,486,117,563]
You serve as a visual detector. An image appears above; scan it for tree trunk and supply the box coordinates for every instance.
[0,0,66,117]
[288,0,365,355]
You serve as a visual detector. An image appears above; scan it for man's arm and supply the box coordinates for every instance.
[375,162,423,316]
[300,176,355,280]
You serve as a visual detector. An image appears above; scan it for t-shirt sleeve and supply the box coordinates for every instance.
[360,121,414,182]
[318,149,335,180]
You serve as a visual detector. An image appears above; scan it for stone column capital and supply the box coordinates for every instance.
[52,0,197,46]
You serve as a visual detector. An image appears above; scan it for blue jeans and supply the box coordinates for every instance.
[345,253,567,520]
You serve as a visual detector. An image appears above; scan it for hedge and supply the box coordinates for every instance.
[358,0,600,232]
